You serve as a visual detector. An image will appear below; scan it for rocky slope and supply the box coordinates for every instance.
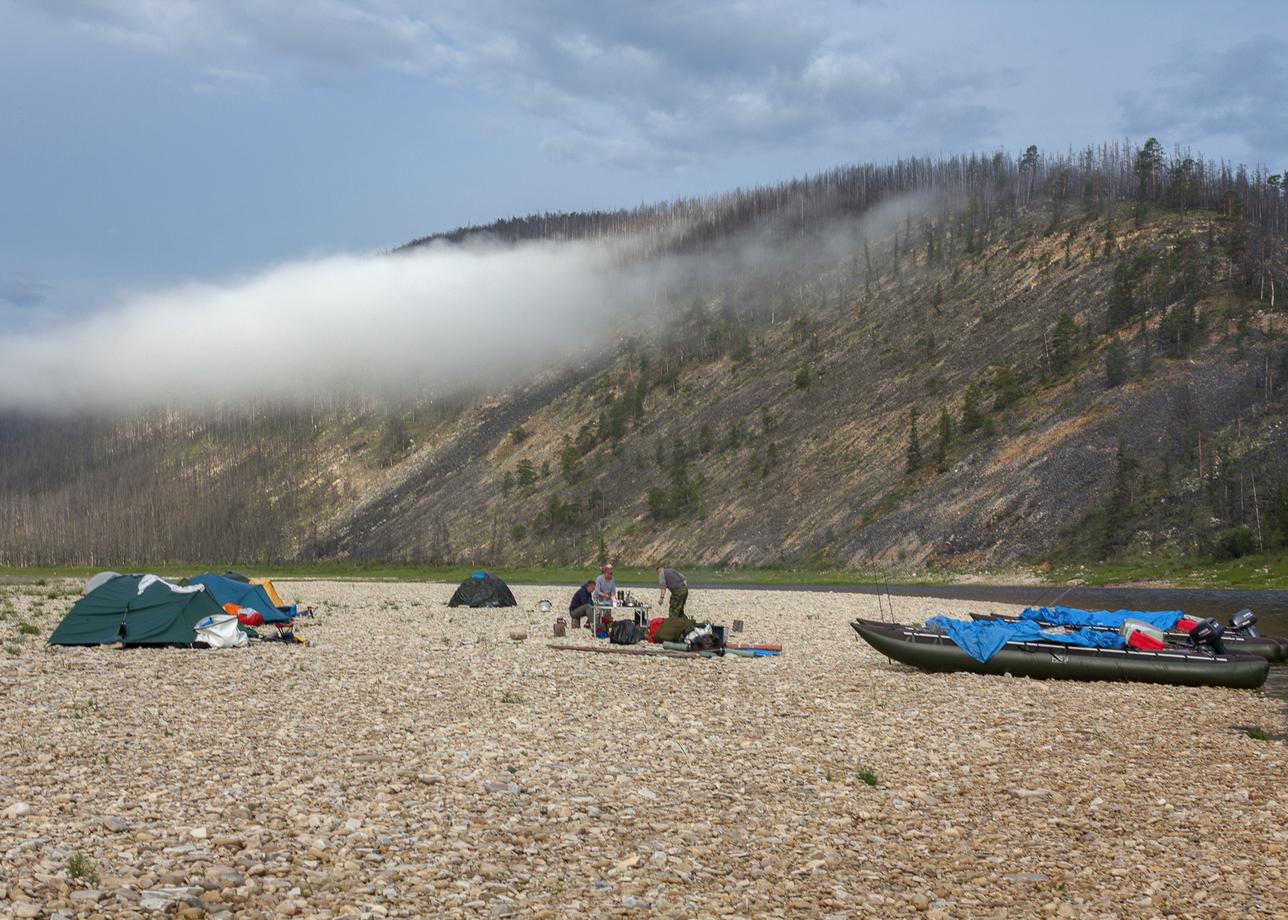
[303,209,1288,568]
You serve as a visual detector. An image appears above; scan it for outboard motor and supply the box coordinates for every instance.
[1228,608,1259,637]
[1190,618,1227,655]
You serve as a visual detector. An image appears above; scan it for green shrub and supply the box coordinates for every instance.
[1212,526,1254,561]
[857,768,878,786]
[67,852,99,887]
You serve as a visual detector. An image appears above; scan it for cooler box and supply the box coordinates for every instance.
[1120,619,1166,651]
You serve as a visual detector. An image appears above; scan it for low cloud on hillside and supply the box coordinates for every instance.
[0,238,640,411]
[0,187,934,413]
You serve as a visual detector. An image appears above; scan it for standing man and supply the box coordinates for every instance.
[594,564,617,606]
[657,565,688,617]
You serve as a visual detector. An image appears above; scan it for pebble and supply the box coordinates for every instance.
[0,580,1283,918]
[5,802,33,819]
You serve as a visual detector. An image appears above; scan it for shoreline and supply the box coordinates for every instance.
[2,551,1286,591]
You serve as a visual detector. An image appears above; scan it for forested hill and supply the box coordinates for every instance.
[2,140,1287,569]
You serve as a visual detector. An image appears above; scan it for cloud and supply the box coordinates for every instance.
[0,188,940,413]
[16,0,1004,166]
[0,237,641,411]
[1120,38,1288,166]
[192,66,268,95]
[0,277,48,309]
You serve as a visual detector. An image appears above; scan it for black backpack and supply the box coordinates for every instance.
[609,620,642,645]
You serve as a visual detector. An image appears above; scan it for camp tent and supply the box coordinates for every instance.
[50,574,229,646]
[84,571,121,595]
[187,574,294,624]
[250,577,288,609]
[447,571,517,608]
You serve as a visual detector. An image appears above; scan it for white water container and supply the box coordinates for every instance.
[1119,619,1165,645]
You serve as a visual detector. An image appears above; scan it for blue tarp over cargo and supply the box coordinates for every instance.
[1020,606,1185,631]
[925,616,1126,664]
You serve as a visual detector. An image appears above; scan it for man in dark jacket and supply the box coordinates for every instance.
[656,565,688,617]
[569,580,596,629]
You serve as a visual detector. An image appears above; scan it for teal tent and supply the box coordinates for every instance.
[49,575,228,647]
[187,574,294,623]
[447,571,517,608]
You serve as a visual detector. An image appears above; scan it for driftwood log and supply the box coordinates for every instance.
[546,643,713,659]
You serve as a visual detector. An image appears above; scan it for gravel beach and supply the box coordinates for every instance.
[2,579,1286,919]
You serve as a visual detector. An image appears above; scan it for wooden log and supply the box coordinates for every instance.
[546,643,705,660]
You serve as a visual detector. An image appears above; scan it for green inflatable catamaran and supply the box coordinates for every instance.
[851,619,1270,690]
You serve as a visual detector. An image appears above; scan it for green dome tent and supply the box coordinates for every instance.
[49,574,229,647]
[447,571,517,608]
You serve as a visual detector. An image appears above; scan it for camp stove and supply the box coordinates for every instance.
[615,590,651,626]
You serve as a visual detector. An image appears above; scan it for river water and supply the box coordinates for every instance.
[695,581,1288,704]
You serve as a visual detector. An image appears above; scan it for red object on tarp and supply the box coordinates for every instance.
[647,617,664,643]
[223,603,264,627]
[1174,618,1197,633]
[1126,632,1166,651]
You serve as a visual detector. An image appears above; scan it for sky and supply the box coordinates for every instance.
[1,0,1286,328]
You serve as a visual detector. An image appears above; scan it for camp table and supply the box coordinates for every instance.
[590,600,652,635]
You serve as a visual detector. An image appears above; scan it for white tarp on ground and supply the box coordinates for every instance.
[193,614,248,649]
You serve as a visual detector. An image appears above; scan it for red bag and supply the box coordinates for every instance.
[1174,618,1197,633]
[647,617,664,643]
[236,609,265,627]
[1126,632,1165,651]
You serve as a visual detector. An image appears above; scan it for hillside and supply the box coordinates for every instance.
[2,142,1287,569]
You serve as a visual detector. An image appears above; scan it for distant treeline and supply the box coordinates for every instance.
[398,140,1288,256]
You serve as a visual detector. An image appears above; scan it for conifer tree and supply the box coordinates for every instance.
[935,407,954,471]
[905,408,922,474]
[1105,339,1130,388]
[961,383,985,434]
[697,422,714,454]
[1050,311,1079,374]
